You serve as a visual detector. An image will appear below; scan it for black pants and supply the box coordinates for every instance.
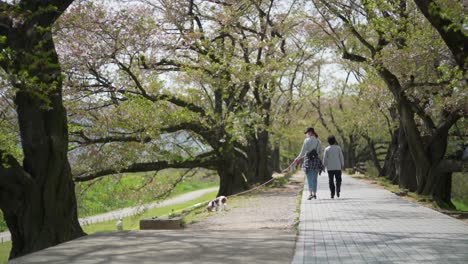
[328,170,342,196]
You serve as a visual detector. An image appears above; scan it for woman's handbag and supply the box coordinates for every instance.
[305,140,324,173]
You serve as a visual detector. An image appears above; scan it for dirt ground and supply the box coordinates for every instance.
[188,172,304,231]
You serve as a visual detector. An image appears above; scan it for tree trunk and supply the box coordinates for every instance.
[419,129,454,208]
[241,129,273,185]
[217,159,249,196]
[397,131,417,191]
[375,67,456,205]
[383,128,399,179]
[253,129,273,183]
[272,145,281,173]
[343,135,356,168]
[1,30,85,259]
[398,98,455,207]
[364,137,384,176]
[392,122,417,191]
[422,169,453,208]
[383,127,417,188]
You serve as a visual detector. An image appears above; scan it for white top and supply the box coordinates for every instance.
[323,145,344,171]
[296,136,322,160]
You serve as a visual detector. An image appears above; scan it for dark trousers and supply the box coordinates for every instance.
[328,170,342,196]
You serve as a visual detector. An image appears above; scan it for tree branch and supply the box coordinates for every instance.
[319,0,376,55]
[73,153,219,182]
[117,89,207,118]
[437,159,467,173]
[160,121,213,140]
[328,106,348,145]
[20,0,75,26]
[155,94,207,117]
[342,51,367,62]
[70,131,152,145]
[432,111,461,140]
[413,0,468,70]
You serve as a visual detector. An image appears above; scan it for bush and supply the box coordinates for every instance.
[0,211,6,232]
[365,161,379,178]
[452,172,468,211]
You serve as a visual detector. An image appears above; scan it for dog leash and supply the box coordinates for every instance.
[201,176,279,208]
[227,177,276,198]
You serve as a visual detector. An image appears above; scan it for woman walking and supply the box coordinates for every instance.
[293,127,323,200]
[323,135,344,199]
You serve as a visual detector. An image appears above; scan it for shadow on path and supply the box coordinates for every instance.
[9,230,295,264]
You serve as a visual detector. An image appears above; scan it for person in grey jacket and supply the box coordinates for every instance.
[323,135,344,198]
[294,127,322,200]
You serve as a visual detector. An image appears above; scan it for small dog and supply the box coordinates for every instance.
[207,196,228,212]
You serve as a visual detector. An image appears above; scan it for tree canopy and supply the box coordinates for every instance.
[0,0,466,259]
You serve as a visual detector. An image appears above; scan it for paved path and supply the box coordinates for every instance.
[293,173,468,264]
[9,230,295,264]
[0,187,218,243]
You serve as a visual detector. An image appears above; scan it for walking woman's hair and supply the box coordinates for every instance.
[327,135,337,145]
[311,128,318,138]
[311,129,318,138]
[305,127,319,138]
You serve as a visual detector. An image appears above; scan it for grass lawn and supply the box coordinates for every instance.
[83,191,217,233]
[0,242,11,264]
[453,199,468,211]
[76,169,218,218]
[452,172,468,212]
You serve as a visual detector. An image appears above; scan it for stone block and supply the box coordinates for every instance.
[139,217,182,230]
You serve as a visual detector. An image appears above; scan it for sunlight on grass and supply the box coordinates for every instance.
[76,169,218,218]
[453,199,468,212]
[0,241,11,264]
[83,191,217,234]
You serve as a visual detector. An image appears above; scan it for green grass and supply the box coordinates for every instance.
[0,213,6,234]
[76,168,218,217]
[453,199,468,212]
[83,191,217,234]
[0,241,10,264]
[170,181,218,197]
[452,172,468,211]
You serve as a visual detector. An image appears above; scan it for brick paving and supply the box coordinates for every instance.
[293,173,468,264]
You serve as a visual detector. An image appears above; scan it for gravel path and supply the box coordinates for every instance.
[189,173,304,231]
